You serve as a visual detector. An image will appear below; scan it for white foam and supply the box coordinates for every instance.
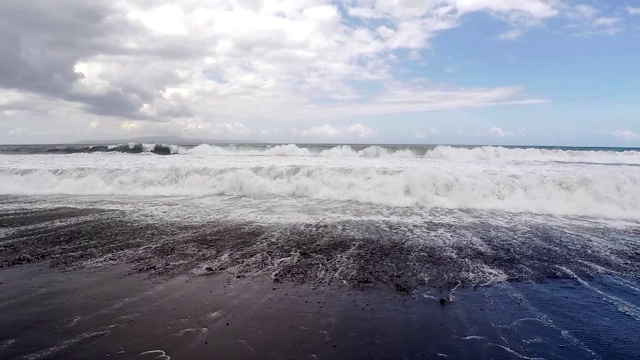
[175,144,640,165]
[560,267,640,321]
[317,145,416,158]
[1,147,639,220]
[0,163,638,220]
[423,146,640,164]
[184,144,313,157]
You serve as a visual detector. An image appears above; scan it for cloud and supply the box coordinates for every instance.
[565,4,623,36]
[330,84,547,115]
[453,0,558,20]
[573,4,599,19]
[496,29,523,40]
[488,127,514,138]
[0,1,550,120]
[120,121,141,132]
[414,128,440,139]
[592,17,620,27]
[0,0,608,144]
[0,1,151,118]
[626,6,640,15]
[298,123,374,139]
[612,129,639,141]
[346,124,375,138]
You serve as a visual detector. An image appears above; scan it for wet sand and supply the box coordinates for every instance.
[1,205,639,359]
[1,263,619,360]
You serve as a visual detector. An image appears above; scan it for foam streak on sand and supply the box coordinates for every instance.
[1,206,638,293]
[560,267,640,321]
[24,327,115,360]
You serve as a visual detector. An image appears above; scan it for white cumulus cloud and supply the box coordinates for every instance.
[489,127,514,138]
[496,29,523,40]
[4,0,634,144]
[612,129,639,141]
[565,3,623,36]
[626,6,640,15]
[298,123,374,139]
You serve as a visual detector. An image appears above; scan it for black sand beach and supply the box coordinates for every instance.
[1,203,639,359]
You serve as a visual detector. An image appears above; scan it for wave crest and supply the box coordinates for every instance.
[4,144,640,164]
[1,166,638,219]
[181,144,640,164]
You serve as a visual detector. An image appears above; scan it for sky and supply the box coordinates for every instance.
[0,0,639,146]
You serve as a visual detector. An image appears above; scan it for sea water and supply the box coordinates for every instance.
[0,143,639,358]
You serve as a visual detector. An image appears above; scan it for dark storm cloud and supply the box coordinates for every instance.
[0,1,193,119]
[0,25,83,93]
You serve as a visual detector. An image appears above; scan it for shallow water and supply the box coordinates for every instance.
[1,263,638,359]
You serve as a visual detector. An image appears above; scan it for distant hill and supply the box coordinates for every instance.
[72,136,259,145]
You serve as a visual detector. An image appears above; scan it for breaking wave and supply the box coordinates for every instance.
[184,144,640,165]
[1,165,639,219]
[2,144,640,164]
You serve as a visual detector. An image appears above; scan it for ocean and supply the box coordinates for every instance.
[0,143,639,359]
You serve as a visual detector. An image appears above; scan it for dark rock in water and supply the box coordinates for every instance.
[439,298,447,305]
[205,266,214,272]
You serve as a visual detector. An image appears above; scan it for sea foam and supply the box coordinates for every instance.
[1,159,638,219]
[180,144,640,164]
[5,143,639,165]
